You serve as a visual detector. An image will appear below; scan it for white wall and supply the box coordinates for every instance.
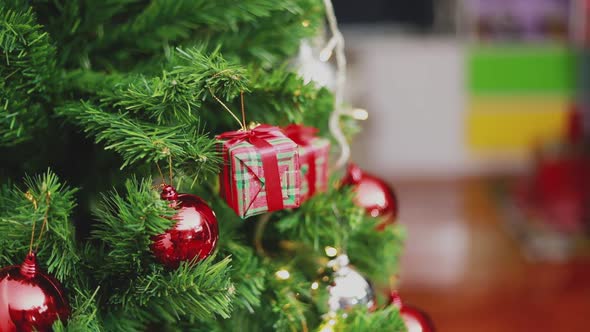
[343,30,524,179]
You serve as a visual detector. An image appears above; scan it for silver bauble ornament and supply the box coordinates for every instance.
[327,255,375,312]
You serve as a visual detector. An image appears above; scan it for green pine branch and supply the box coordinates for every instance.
[0,5,56,145]
[92,178,236,327]
[324,306,407,332]
[263,264,312,332]
[90,177,175,280]
[0,170,79,281]
[101,0,280,51]
[55,102,221,177]
[208,0,324,66]
[224,242,266,312]
[274,183,405,287]
[348,221,405,287]
[97,46,248,125]
[274,186,364,251]
[36,0,322,71]
[57,45,332,180]
[106,257,235,327]
[246,67,333,132]
[53,287,103,332]
[199,193,269,314]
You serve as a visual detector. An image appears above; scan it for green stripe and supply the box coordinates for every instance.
[468,45,577,96]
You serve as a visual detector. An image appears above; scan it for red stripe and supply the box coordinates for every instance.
[249,136,284,211]
[307,151,317,198]
[220,142,240,216]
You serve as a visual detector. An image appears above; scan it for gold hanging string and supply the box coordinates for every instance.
[25,191,38,254]
[209,88,245,130]
[155,161,166,186]
[389,274,399,295]
[240,91,246,128]
[168,154,174,187]
[35,192,51,252]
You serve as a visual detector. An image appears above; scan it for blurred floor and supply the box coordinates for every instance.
[396,178,590,332]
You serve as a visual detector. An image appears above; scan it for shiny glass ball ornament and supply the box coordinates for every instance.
[151,185,219,269]
[389,291,435,332]
[342,163,398,220]
[400,306,436,332]
[326,255,375,312]
[0,253,70,332]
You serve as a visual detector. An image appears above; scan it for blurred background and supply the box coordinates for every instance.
[326,0,590,331]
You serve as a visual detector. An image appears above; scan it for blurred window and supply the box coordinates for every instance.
[334,0,435,28]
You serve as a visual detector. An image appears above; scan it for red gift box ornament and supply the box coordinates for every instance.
[217,124,301,218]
[283,124,330,201]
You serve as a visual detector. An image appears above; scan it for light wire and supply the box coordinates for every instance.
[323,0,351,169]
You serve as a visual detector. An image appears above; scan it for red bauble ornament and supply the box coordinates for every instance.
[0,253,70,332]
[389,291,435,332]
[342,163,398,219]
[151,185,219,269]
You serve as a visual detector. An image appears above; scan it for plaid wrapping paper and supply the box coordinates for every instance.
[218,127,301,218]
[299,137,330,201]
[282,124,331,201]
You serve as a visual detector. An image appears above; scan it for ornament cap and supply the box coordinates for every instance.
[344,163,364,183]
[389,290,403,308]
[327,254,350,271]
[20,252,38,279]
[161,185,179,201]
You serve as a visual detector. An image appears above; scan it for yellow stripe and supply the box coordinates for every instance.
[467,97,569,152]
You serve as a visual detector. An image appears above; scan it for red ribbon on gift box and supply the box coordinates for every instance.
[282,124,318,145]
[283,124,318,198]
[217,125,284,212]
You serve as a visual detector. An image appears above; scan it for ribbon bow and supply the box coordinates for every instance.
[282,124,319,146]
[216,124,282,145]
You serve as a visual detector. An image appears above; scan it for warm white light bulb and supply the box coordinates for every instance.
[275,269,290,280]
[351,108,369,120]
[324,246,338,257]
[319,324,334,332]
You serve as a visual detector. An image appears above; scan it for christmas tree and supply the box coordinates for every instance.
[0,1,416,331]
